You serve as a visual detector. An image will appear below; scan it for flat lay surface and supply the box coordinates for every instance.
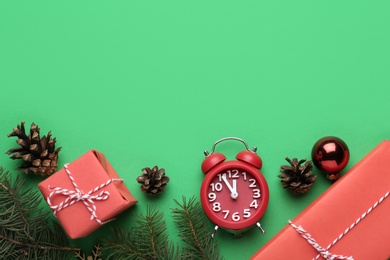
[1,1,390,259]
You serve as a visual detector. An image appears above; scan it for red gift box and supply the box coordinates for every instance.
[38,150,138,239]
[251,140,390,260]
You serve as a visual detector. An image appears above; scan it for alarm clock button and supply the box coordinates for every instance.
[236,150,262,169]
[201,153,226,173]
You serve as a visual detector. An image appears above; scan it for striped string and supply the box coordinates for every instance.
[289,221,353,260]
[46,163,123,225]
[289,190,390,260]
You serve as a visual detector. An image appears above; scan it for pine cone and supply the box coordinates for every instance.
[6,121,61,176]
[136,166,170,194]
[278,157,316,194]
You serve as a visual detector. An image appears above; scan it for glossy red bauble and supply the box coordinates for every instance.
[311,136,349,181]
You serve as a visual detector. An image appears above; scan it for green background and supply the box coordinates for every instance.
[1,1,389,259]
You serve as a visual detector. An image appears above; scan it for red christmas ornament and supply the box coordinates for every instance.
[311,136,349,181]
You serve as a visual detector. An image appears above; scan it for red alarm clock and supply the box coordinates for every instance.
[200,137,269,237]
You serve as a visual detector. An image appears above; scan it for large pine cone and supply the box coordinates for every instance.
[278,157,316,194]
[6,121,61,176]
[136,166,170,194]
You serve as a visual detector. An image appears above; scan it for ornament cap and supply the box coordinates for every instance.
[236,150,262,169]
[201,153,226,173]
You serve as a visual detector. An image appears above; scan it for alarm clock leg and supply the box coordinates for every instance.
[211,225,219,238]
[256,222,266,234]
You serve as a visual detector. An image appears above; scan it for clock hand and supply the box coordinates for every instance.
[232,179,237,194]
[221,174,233,191]
[221,174,238,199]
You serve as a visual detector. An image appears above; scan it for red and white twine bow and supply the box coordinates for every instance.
[46,163,123,225]
[289,190,390,260]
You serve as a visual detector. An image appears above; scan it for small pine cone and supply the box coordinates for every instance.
[6,121,61,176]
[136,166,170,194]
[278,157,316,194]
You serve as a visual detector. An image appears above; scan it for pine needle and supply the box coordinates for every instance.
[0,168,223,259]
[0,167,80,259]
[103,206,180,260]
[103,197,222,260]
[171,196,223,260]
[75,243,103,260]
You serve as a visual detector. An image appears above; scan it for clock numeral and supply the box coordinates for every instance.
[250,199,258,209]
[249,179,257,188]
[232,212,240,222]
[223,209,251,221]
[253,189,261,198]
[227,169,240,178]
[208,192,216,202]
[218,169,240,181]
[210,182,223,192]
[243,209,251,218]
[222,210,230,219]
[213,202,221,212]
[242,171,247,180]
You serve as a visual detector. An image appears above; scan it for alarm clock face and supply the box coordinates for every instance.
[200,161,269,230]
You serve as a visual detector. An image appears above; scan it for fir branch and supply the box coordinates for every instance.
[103,197,222,260]
[171,196,222,260]
[105,238,150,260]
[0,175,39,240]
[0,167,80,259]
[103,225,149,259]
[75,243,103,260]
[135,207,170,258]
[103,207,179,260]
[0,233,77,252]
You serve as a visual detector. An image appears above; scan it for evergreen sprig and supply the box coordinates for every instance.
[103,207,179,260]
[0,167,80,259]
[75,243,103,260]
[172,196,222,260]
[0,166,222,259]
[103,196,222,260]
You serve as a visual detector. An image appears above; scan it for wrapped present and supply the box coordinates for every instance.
[251,140,390,260]
[38,150,138,239]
